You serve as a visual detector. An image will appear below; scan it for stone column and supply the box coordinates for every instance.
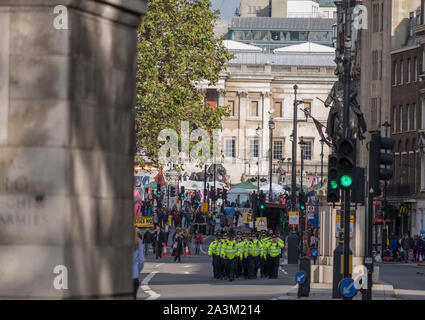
[0,0,146,298]
[261,91,271,177]
[218,88,226,107]
[237,90,247,160]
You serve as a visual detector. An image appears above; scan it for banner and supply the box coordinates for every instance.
[256,217,267,231]
[289,211,299,226]
[135,216,154,228]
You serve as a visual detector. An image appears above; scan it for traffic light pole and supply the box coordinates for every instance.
[342,0,353,293]
[291,85,298,212]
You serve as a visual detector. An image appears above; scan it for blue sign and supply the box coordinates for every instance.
[295,271,306,284]
[420,230,425,238]
[312,249,318,257]
[339,278,357,298]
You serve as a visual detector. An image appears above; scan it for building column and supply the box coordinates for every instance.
[261,91,271,178]
[218,88,226,107]
[237,91,247,160]
[0,0,147,298]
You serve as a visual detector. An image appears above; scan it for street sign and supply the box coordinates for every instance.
[295,271,306,285]
[256,217,267,231]
[289,211,299,226]
[201,202,208,213]
[338,278,357,298]
[420,230,425,238]
[311,249,318,257]
[308,205,315,212]
[335,212,354,239]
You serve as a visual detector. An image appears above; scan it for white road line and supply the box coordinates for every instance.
[184,271,190,274]
[140,271,161,300]
[279,267,288,275]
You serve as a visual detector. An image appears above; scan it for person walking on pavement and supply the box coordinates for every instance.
[193,230,203,255]
[142,228,153,257]
[266,234,284,279]
[133,229,144,300]
[183,228,192,255]
[164,221,170,246]
[416,236,425,262]
[389,234,400,261]
[208,233,222,279]
[153,226,166,259]
[400,234,411,263]
[172,231,184,263]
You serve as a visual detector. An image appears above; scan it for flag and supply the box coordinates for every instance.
[312,117,332,147]
[309,175,316,193]
[154,170,166,187]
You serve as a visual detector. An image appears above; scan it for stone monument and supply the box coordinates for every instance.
[0,0,147,298]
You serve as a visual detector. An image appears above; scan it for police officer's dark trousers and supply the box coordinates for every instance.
[260,256,265,277]
[212,255,219,278]
[236,257,242,278]
[270,255,280,278]
[242,258,248,278]
[226,258,236,281]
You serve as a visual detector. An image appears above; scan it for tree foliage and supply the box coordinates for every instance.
[135,0,233,170]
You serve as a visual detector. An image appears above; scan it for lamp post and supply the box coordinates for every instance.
[256,126,262,194]
[291,85,305,210]
[279,157,286,185]
[320,138,325,187]
[269,117,275,202]
[382,121,391,253]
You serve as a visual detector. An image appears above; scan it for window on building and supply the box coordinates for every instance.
[407,104,410,131]
[249,138,259,158]
[271,31,280,41]
[372,51,378,80]
[273,140,283,160]
[400,105,403,132]
[408,58,411,83]
[400,60,404,84]
[250,101,259,117]
[228,100,235,116]
[274,101,283,117]
[303,101,312,117]
[372,3,379,33]
[302,141,312,160]
[413,103,417,130]
[394,61,398,85]
[380,2,384,32]
[379,51,383,80]
[371,98,378,125]
[225,138,236,158]
[392,106,397,133]
[415,56,418,81]
[422,98,425,129]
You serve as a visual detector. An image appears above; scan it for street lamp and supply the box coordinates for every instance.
[256,125,262,193]
[269,117,275,202]
[382,120,391,254]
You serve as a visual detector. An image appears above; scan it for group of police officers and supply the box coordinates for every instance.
[208,230,285,281]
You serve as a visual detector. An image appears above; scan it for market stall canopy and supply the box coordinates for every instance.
[228,188,252,194]
[230,182,257,190]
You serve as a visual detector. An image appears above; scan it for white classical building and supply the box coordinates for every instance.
[185,40,336,188]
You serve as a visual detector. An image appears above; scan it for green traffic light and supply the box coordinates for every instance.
[330,180,338,189]
[340,175,353,188]
[260,204,264,209]
[300,204,305,210]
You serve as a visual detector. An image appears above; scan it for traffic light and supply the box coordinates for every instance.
[327,154,340,203]
[217,188,223,199]
[369,132,395,197]
[170,186,176,197]
[259,191,266,210]
[299,191,306,211]
[157,183,161,195]
[210,186,215,201]
[337,138,356,189]
[222,189,228,201]
[180,186,185,198]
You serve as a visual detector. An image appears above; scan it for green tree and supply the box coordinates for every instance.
[136,0,233,169]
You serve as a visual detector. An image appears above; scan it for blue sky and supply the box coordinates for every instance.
[210,0,240,20]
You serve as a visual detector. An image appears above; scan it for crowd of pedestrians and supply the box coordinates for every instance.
[385,233,425,263]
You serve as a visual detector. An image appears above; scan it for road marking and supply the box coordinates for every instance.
[184,271,190,274]
[140,271,161,300]
[184,265,192,268]
[154,263,164,268]
[279,267,288,275]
